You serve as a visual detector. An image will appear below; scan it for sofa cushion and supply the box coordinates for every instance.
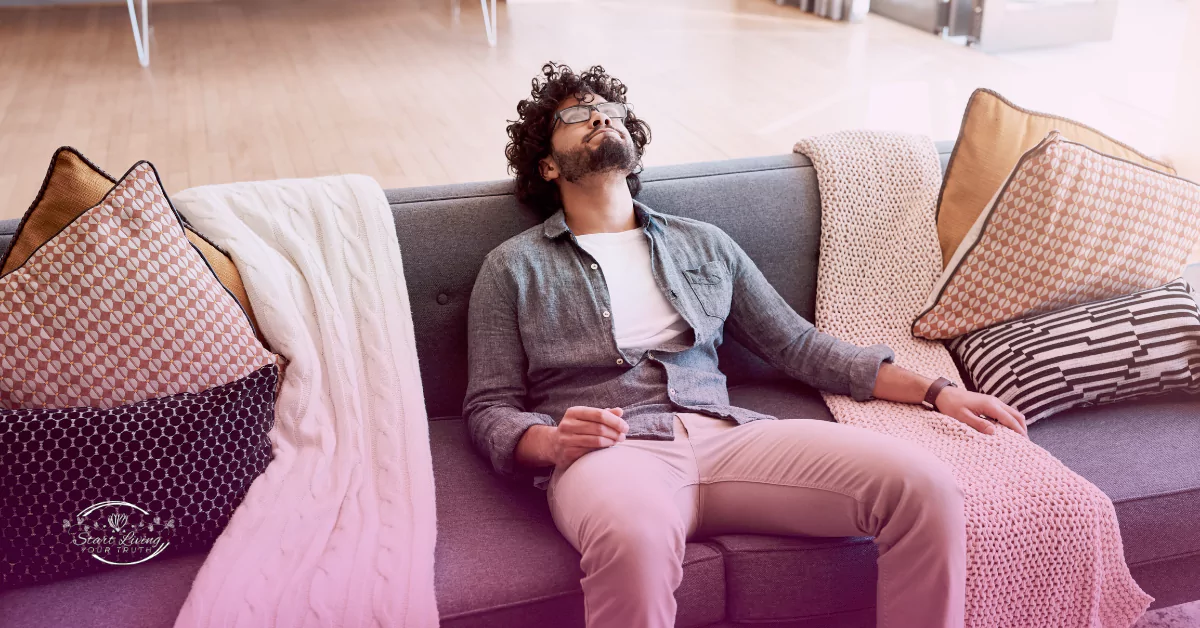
[719,380,1200,621]
[916,131,1200,341]
[389,146,954,421]
[2,364,278,588]
[0,550,206,628]
[718,382,880,622]
[709,534,878,624]
[1,147,263,339]
[947,278,1200,426]
[0,162,276,410]
[391,155,833,420]
[428,418,726,628]
[1027,391,1200,566]
[936,88,1177,267]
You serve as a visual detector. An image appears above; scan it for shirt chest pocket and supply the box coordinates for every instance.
[684,260,733,320]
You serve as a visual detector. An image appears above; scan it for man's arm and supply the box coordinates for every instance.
[463,259,559,478]
[464,258,633,478]
[872,363,1027,436]
[721,233,1027,437]
[721,234,894,402]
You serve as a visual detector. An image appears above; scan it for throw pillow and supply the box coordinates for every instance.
[913,131,1200,340]
[0,160,276,409]
[947,279,1200,425]
[1,363,278,588]
[1,147,263,339]
[936,88,1177,267]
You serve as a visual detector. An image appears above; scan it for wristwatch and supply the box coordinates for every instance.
[922,376,958,412]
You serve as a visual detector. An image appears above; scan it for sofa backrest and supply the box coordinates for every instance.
[389,147,953,419]
[0,145,953,422]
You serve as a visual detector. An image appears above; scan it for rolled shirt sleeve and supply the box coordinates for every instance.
[846,343,896,402]
[722,233,895,401]
[463,257,559,478]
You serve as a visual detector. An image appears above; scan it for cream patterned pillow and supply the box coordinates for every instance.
[0,161,276,409]
[913,131,1200,340]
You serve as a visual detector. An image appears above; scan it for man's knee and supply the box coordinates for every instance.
[876,445,965,521]
[892,451,964,525]
[578,498,687,576]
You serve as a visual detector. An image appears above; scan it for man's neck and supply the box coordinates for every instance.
[560,173,637,236]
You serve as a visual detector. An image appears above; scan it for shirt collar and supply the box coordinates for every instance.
[542,200,669,239]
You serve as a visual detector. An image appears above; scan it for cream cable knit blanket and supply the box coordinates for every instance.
[794,132,1154,627]
[170,176,439,627]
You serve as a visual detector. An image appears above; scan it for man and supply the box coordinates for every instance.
[464,62,1028,628]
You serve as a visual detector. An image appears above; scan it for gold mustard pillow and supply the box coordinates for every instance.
[1,147,263,340]
[936,89,1176,267]
[913,131,1200,340]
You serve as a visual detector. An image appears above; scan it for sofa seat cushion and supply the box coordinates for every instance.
[428,418,725,628]
[1027,391,1200,566]
[717,382,881,622]
[0,551,205,628]
[710,534,878,623]
[721,381,1200,621]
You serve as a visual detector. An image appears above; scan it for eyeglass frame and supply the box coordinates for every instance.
[551,102,631,131]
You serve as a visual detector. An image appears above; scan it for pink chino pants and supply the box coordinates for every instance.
[547,412,967,628]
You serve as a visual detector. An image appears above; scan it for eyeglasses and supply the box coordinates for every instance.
[553,102,629,128]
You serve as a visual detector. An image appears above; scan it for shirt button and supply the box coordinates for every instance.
[669,388,677,395]
[590,263,598,270]
[602,311,610,318]
[616,358,624,365]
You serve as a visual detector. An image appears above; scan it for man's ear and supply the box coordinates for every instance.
[539,156,559,182]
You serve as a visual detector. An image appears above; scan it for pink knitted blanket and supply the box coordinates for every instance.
[794,132,1154,627]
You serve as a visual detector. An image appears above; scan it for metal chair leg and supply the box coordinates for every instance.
[126,0,150,67]
[480,0,497,46]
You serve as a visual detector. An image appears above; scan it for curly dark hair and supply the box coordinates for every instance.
[505,62,652,217]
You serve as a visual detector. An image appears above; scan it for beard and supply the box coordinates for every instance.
[552,133,638,183]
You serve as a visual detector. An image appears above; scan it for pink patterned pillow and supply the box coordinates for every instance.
[0,162,276,409]
[913,131,1200,340]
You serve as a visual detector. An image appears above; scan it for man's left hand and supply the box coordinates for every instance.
[934,387,1028,438]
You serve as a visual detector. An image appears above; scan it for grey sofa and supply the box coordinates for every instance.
[2,144,1199,628]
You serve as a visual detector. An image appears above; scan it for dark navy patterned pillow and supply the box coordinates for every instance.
[948,279,1200,425]
[1,364,277,588]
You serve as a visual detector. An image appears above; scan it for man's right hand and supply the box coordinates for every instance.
[550,406,629,468]
[515,406,629,471]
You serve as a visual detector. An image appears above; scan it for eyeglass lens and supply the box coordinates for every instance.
[560,102,627,124]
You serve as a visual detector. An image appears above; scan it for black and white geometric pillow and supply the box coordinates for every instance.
[1,364,277,589]
[947,279,1200,426]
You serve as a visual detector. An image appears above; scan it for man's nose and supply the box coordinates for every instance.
[590,111,612,127]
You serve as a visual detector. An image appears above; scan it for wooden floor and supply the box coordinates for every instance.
[0,0,1187,222]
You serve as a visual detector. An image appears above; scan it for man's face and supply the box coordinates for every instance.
[540,92,638,185]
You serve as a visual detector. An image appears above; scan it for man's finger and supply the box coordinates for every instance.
[562,433,618,450]
[990,411,1024,437]
[959,409,994,434]
[565,420,624,442]
[573,407,629,433]
[1002,406,1028,437]
[987,400,1027,437]
[1007,404,1029,432]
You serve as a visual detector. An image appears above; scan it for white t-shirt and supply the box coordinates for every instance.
[575,227,690,352]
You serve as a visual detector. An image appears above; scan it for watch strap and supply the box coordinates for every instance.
[923,376,957,411]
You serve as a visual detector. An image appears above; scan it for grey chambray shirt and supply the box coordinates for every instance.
[463,201,896,484]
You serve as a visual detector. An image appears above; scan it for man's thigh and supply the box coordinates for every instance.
[690,417,957,539]
[547,418,702,550]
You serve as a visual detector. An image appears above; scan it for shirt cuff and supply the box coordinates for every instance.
[488,412,558,479]
[849,344,896,402]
